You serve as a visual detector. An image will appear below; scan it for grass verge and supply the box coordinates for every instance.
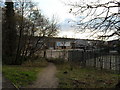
[56,62,119,88]
[2,59,48,88]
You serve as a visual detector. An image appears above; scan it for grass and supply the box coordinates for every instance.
[47,58,65,65]
[56,62,119,88]
[22,58,48,67]
[2,59,48,88]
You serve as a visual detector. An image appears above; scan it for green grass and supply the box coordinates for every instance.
[2,59,48,88]
[2,65,43,88]
[56,62,119,88]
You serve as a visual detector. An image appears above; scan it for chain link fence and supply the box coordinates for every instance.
[68,49,120,73]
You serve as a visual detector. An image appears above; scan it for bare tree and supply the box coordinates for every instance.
[67,0,120,39]
[14,0,38,63]
[28,14,59,58]
[1,0,59,63]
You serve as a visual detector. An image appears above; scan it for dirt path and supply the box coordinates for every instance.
[28,63,58,88]
[2,76,16,89]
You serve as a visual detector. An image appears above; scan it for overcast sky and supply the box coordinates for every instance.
[34,0,119,22]
[33,0,119,40]
[2,0,119,40]
[34,0,93,39]
[35,0,75,23]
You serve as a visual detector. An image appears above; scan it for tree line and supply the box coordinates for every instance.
[2,0,59,65]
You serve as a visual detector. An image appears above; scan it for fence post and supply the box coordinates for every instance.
[59,50,60,59]
[118,55,120,74]
[81,50,85,67]
[116,54,120,88]
[83,50,86,67]
[100,59,103,70]
[51,49,52,58]
[94,52,96,68]
[100,52,103,70]
[110,55,111,70]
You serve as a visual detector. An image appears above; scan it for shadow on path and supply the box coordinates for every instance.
[2,76,17,89]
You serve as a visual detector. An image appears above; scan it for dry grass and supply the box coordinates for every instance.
[22,58,48,67]
[3,58,48,88]
[56,62,119,88]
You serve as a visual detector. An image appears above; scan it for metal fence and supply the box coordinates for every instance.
[37,49,120,73]
[68,49,120,73]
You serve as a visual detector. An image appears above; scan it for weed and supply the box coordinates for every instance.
[56,63,119,88]
[47,58,65,65]
[22,58,48,67]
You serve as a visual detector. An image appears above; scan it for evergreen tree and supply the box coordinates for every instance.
[3,0,17,64]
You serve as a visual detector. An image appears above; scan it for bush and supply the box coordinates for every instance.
[3,56,15,65]
[3,56,22,65]
[22,58,48,67]
[47,58,65,65]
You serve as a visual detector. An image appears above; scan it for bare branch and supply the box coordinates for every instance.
[68,0,120,39]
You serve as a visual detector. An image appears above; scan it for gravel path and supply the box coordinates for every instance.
[28,63,58,88]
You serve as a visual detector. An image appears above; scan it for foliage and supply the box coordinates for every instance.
[2,0,17,64]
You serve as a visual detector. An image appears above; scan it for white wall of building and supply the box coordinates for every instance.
[56,41,71,46]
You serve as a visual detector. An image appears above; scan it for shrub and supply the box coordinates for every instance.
[22,58,48,67]
[47,58,65,65]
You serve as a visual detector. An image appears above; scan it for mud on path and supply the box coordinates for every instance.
[27,63,58,88]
